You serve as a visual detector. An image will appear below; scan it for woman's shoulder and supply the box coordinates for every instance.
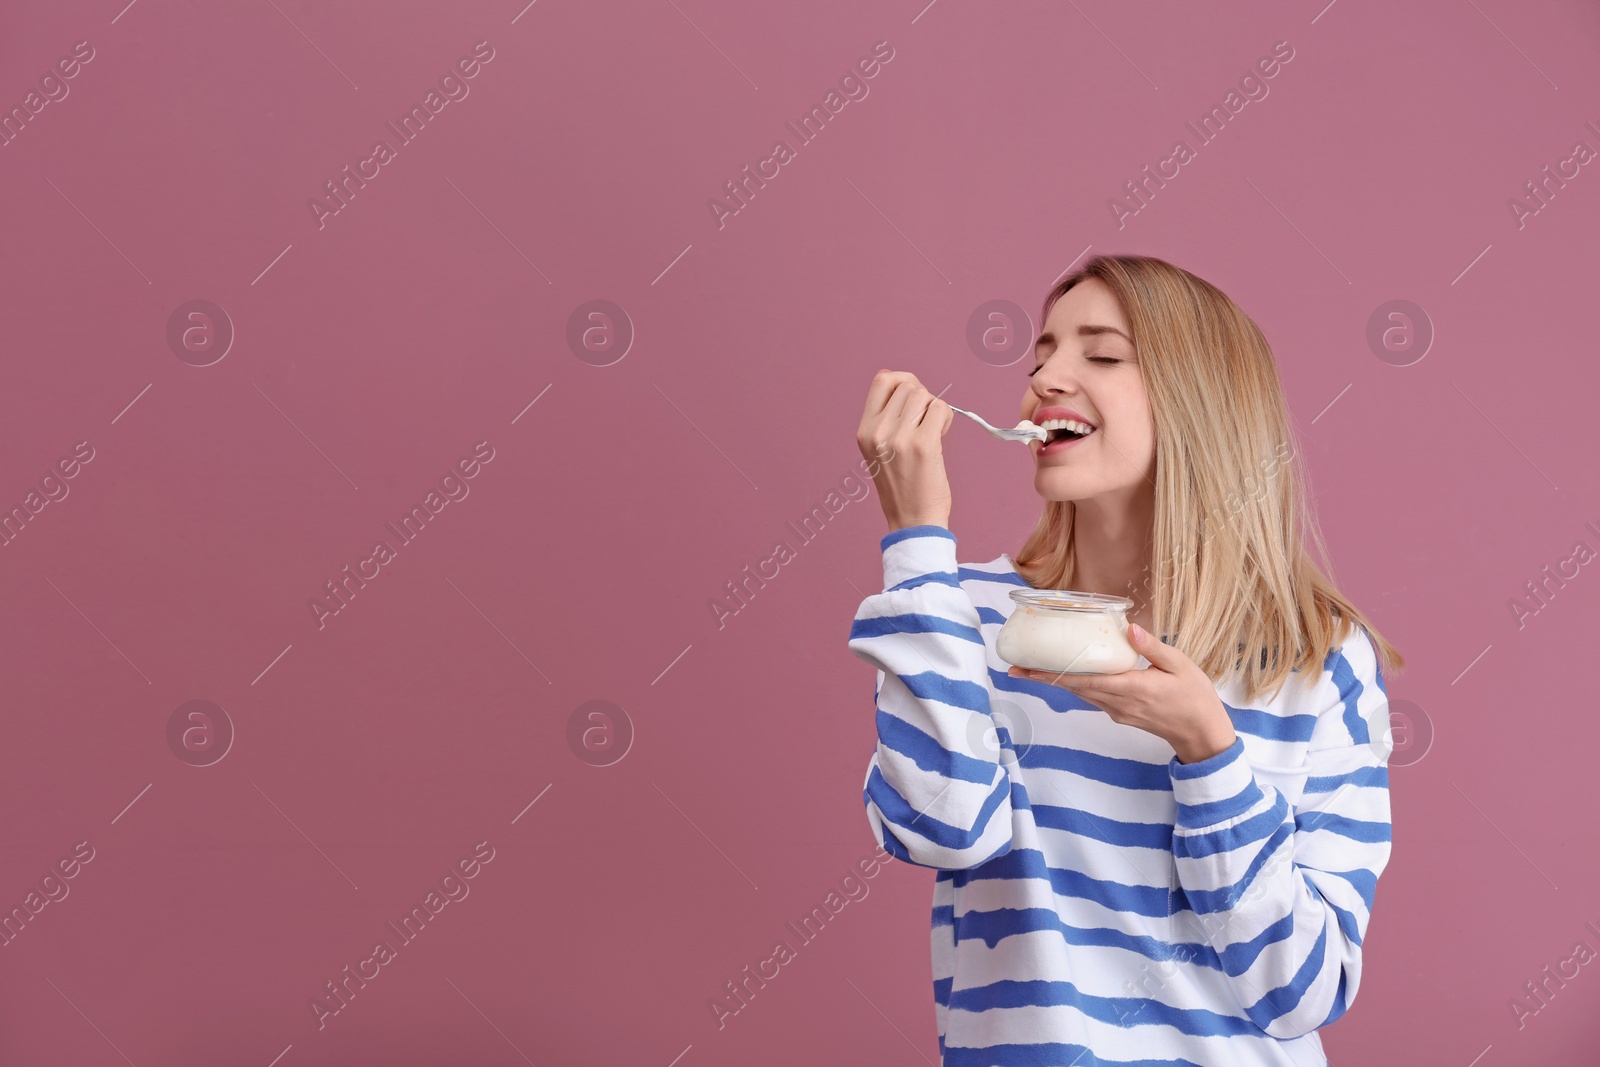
[1281,621,1389,749]
[1315,618,1385,692]
[1231,619,1382,707]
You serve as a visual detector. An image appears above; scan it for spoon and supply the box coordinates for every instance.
[947,405,1048,444]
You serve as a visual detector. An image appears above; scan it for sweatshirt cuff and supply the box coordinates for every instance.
[1169,737,1264,828]
[880,526,958,590]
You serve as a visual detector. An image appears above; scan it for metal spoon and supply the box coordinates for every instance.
[947,405,1048,443]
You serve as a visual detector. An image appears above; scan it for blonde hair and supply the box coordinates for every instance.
[1013,254,1404,702]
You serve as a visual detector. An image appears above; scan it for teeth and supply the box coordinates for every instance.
[1039,418,1094,435]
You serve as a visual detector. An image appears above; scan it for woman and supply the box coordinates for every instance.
[847,254,1402,1066]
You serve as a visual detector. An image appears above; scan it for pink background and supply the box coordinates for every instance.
[2,0,1598,1063]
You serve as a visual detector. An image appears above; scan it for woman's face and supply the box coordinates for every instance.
[1021,277,1157,503]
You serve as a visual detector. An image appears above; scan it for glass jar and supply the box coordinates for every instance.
[996,589,1140,674]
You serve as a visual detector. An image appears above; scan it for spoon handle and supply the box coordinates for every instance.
[948,405,1038,442]
[947,405,997,432]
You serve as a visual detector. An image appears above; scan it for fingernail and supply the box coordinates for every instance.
[1129,623,1144,641]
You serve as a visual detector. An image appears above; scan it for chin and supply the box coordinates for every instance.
[1032,472,1090,502]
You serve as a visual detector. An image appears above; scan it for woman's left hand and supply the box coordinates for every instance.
[1006,623,1238,764]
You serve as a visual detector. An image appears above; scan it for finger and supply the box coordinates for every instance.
[916,396,949,436]
[910,393,941,439]
[1053,676,1116,699]
[882,379,920,432]
[858,376,901,454]
[1127,623,1180,670]
[1012,667,1090,693]
[1044,671,1139,706]
[862,370,915,420]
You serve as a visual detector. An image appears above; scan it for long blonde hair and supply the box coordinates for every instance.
[1013,254,1404,702]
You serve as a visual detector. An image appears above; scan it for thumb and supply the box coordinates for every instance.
[1128,622,1176,668]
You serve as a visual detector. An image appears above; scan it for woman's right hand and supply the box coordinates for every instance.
[856,370,954,532]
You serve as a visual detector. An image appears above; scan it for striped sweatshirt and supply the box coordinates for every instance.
[847,526,1393,1067]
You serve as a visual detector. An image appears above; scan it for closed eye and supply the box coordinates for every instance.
[1027,355,1124,377]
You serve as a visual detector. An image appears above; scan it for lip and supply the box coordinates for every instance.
[1035,434,1090,457]
[1031,406,1097,428]
[1029,406,1098,457]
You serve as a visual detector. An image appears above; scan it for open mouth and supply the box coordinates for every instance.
[1038,418,1095,446]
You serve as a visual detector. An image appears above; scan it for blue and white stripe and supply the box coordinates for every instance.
[848,525,1393,1066]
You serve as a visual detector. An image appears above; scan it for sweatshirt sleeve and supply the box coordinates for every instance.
[1167,625,1393,1039]
[847,525,1017,871]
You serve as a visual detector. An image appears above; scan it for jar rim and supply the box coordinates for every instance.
[1008,587,1133,612]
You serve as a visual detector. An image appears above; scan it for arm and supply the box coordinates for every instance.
[847,525,1016,871]
[1167,626,1393,1038]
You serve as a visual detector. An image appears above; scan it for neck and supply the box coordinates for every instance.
[1069,488,1156,632]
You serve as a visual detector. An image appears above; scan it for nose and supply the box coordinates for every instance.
[1031,364,1078,399]
[1025,367,1076,421]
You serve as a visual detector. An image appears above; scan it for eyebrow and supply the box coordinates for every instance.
[1036,324,1134,347]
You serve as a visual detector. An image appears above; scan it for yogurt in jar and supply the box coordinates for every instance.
[996,588,1141,674]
